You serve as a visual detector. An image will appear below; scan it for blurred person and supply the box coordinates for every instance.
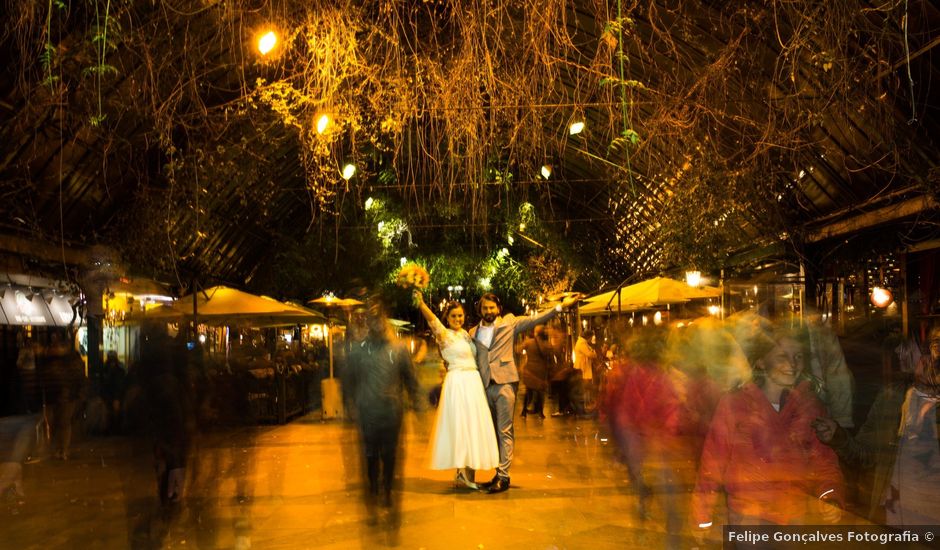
[344,296,422,524]
[120,322,195,548]
[814,325,940,526]
[603,327,690,548]
[727,310,774,367]
[693,328,843,541]
[804,308,855,428]
[1,334,44,500]
[468,292,580,493]
[572,330,598,416]
[414,291,498,489]
[593,338,615,404]
[100,350,127,434]
[547,322,573,417]
[427,364,447,407]
[15,333,36,373]
[39,331,85,461]
[668,319,750,444]
[519,326,551,419]
[604,341,619,362]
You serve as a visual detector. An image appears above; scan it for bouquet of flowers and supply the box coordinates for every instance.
[396,263,430,290]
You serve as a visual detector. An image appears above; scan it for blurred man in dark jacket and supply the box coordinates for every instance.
[120,322,194,547]
[343,296,421,525]
[39,332,85,460]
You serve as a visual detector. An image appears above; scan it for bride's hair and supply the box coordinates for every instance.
[440,301,464,325]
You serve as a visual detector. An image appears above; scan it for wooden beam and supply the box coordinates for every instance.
[807,195,939,243]
[0,234,89,266]
[876,35,940,80]
[906,238,940,253]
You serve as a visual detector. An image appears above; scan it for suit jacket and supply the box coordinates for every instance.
[470,307,559,386]
[344,335,421,431]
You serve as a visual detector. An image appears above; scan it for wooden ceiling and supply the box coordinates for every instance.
[0,0,938,290]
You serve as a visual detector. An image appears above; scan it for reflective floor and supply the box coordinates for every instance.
[1,406,708,549]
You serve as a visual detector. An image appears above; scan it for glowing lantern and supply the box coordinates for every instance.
[870,287,893,308]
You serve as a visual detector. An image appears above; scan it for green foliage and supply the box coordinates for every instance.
[377,168,397,186]
[40,42,55,70]
[81,64,119,78]
[603,17,635,35]
[600,77,646,90]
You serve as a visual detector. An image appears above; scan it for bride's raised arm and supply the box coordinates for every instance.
[414,290,446,340]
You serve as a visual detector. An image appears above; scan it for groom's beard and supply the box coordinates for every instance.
[482,313,497,324]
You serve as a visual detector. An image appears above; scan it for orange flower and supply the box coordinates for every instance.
[396,264,429,290]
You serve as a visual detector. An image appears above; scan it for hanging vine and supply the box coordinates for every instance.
[0,0,932,287]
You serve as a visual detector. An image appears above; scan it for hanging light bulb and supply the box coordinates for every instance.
[257,31,278,55]
[540,165,552,179]
[341,163,356,180]
[685,270,702,287]
[316,114,330,134]
[568,121,585,135]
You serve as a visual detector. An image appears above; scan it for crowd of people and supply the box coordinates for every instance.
[2,330,85,490]
[343,285,940,543]
[4,287,940,547]
[593,314,940,546]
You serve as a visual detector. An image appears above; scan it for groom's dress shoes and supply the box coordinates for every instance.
[485,477,510,494]
[478,475,499,490]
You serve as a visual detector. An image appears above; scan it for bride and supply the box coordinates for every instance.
[414,291,498,488]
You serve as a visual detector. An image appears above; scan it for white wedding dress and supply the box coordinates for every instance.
[428,316,499,470]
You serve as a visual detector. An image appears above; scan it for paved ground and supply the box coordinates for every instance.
[1,408,679,550]
[3,328,886,550]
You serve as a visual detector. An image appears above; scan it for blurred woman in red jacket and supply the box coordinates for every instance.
[692,328,844,537]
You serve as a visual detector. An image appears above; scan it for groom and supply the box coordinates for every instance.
[469,292,580,493]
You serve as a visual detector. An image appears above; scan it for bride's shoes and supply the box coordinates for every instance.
[455,469,478,490]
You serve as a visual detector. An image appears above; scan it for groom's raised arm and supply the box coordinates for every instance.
[512,294,580,335]
[512,306,559,335]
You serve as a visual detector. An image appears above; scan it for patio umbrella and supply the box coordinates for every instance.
[173,286,326,325]
[126,303,182,320]
[578,299,644,317]
[583,277,722,313]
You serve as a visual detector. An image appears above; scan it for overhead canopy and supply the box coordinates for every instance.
[0,0,937,291]
[0,286,84,327]
[173,286,327,326]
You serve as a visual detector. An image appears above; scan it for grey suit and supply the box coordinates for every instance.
[470,307,559,480]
